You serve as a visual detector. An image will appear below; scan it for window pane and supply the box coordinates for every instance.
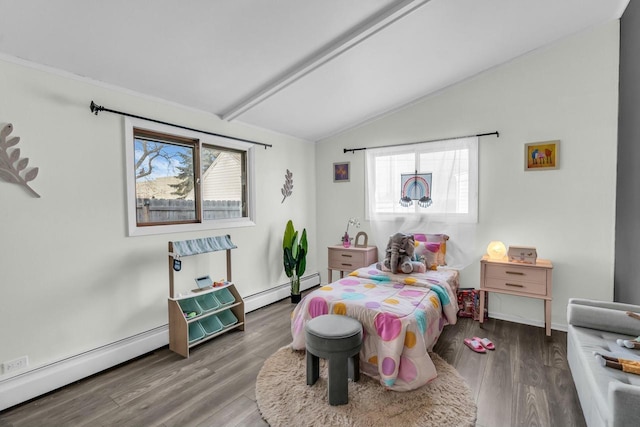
[366,136,478,223]
[134,134,197,225]
[419,148,469,214]
[373,153,414,213]
[201,145,246,220]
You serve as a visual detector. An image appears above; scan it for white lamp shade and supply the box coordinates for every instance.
[487,241,507,260]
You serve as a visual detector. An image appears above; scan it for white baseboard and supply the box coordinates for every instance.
[244,272,320,312]
[0,272,320,411]
[0,326,168,411]
[488,312,568,333]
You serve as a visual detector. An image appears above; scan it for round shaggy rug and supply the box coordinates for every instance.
[255,346,476,427]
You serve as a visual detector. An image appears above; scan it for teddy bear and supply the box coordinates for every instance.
[378,232,424,273]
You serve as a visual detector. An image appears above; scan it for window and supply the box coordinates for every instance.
[365,136,478,223]
[125,117,254,236]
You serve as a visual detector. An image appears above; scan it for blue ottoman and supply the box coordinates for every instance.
[305,314,363,405]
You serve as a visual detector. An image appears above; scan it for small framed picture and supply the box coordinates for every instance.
[333,162,350,182]
[525,140,559,171]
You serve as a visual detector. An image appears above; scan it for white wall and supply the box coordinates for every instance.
[316,21,620,330]
[0,57,317,377]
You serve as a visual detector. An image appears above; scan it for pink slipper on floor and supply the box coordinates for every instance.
[464,338,486,353]
[473,337,495,350]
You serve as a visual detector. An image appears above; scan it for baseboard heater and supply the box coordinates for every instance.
[0,272,320,411]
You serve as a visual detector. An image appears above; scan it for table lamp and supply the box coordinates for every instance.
[486,241,507,260]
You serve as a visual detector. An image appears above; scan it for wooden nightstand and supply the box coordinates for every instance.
[327,245,378,283]
[479,255,553,336]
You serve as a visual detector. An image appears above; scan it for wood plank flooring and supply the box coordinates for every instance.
[0,292,586,427]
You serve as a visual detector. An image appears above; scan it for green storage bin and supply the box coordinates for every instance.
[200,315,224,335]
[218,309,238,327]
[215,288,235,306]
[179,298,203,317]
[188,322,205,343]
[196,293,220,312]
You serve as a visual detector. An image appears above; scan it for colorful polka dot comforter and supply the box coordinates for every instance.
[291,264,459,391]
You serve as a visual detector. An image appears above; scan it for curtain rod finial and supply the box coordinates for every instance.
[90,101,103,116]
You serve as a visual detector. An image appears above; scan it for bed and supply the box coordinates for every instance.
[290,263,459,391]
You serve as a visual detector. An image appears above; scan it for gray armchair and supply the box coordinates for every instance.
[567,298,640,427]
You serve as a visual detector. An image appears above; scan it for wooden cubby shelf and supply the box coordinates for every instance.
[168,235,245,358]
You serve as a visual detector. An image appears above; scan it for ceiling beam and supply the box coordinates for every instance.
[220,0,432,122]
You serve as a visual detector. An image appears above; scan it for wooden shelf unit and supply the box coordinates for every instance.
[168,236,245,358]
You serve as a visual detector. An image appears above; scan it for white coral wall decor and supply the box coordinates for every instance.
[281,169,293,203]
[0,123,40,197]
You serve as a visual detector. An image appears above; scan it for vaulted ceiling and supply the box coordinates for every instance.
[0,0,630,141]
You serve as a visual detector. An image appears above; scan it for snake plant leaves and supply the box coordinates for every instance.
[282,220,308,289]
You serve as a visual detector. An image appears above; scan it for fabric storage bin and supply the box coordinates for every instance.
[218,309,238,327]
[456,288,488,320]
[200,315,224,335]
[188,321,205,343]
[179,298,203,317]
[196,293,220,312]
[215,287,235,306]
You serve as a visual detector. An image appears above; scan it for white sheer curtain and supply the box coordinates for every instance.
[365,136,478,269]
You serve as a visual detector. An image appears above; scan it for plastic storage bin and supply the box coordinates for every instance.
[196,293,221,312]
[179,299,203,317]
[188,322,205,343]
[215,287,235,306]
[200,316,224,335]
[218,309,238,327]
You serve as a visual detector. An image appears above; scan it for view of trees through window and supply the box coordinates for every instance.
[133,128,245,226]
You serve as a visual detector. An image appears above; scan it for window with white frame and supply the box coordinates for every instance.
[125,117,255,236]
[365,136,478,223]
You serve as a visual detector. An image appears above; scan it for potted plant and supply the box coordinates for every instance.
[283,220,308,303]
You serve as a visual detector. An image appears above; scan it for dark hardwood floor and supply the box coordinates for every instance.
[0,291,586,427]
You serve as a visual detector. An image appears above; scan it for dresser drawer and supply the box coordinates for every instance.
[484,263,547,284]
[483,276,547,296]
[328,249,366,270]
[483,262,549,296]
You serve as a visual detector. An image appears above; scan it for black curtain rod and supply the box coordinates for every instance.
[343,131,499,153]
[89,101,273,149]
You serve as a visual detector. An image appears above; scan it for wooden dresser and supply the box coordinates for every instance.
[327,245,378,283]
[479,255,553,336]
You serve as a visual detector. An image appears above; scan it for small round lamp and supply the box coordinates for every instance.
[486,241,507,260]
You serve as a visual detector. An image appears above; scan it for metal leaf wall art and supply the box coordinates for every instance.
[0,123,40,197]
[281,169,293,203]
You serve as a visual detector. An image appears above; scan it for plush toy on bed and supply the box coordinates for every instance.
[377,232,425,273]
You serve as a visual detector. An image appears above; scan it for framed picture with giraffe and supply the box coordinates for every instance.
[525,140,559,171]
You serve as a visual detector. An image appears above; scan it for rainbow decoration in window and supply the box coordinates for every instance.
[400,172,432,208]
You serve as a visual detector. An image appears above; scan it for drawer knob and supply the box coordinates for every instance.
[506,271,524,275]
[341,254,353,258]
[505,283,524,288]
[341,263,353,267]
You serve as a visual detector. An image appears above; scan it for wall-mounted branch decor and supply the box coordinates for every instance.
[281,169,293,203]
[0,123,40,197]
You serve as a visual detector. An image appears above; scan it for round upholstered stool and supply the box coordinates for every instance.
[305,314,363,406]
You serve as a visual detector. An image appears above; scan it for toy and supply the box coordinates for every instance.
[381,232,420,273]
[616,336,640,349]
[595,352,640,375]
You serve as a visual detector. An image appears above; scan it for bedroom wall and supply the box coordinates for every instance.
[615,0,640,305]
[316,20,620,330]
[0,57,317,378]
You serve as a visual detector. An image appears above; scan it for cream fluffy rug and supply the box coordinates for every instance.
[255,346,476,427]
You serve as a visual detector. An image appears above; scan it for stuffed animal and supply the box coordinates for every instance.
[379,232,422,273]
